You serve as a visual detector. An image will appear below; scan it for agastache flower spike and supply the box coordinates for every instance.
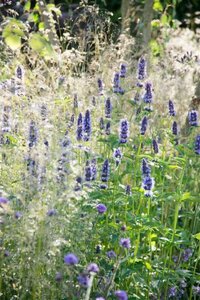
[169,100,176,116]
[120,64,127,78]
[99,117,104,130]
[113,72,120,93]
[28,121,38,148]
[16,65,24,80]
[101,159,110,182]
[137,56,146,80]
[141,158,151,176]
[172,121,178,135]
[143,82,153,103]
[119,119,129,143]
[97,79,104,95]
[142,176,155,197]
[76,113,83,141]
[140,116,148,135]
[152,139,159,154]
[105,98,112,118]
[83,110,91,141]
[188,110,198,126]
[113,148,123,166]
[91,159,97,180]
[85,161,92,182]
[194,135,200,155]
[105,121,111,135]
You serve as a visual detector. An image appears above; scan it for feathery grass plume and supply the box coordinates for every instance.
[85,161,92,182]
[105,121,111,135]
[152,139,159,153]
[137,56,146,80]
[101,159,110,182]
[172,121,178,135]
[143,82,153,103]
[105,97,112,118]
[169,100,176,116]
[194,135,200,154]
[141,158,151,176]
[77,113,83,141]
[83,110,91,141]
[119,119,129,143]
[188,110,198,126]
[28,121,38,148]
[120,63,127,78]
[142,176,155,197]
[140,116,148,135]
[113,148,123,166]
[97,78,104,95]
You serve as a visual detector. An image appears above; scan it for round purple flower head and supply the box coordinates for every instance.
[194,135,200,155]
[107,250,117,259]
[78,274,89,288]
[115,290,128,300]
[96,204,107,214]
[15,211,22,219]
[120,238,131,249]
[64,253,79,265]
[87,263,99,273]
[47,209,57,216]
[0,197,9,204]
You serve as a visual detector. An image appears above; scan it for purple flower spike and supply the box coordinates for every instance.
[172,121,178,135]
[113,148,123,165]
[78,274,90,288]
[143,82,153,103]
[141,158,151,176]
[182,248,192,262]
[120,64,127,78]
[113,72,120,93]
[64,253,79,265]
[105,98,112,118]
[100,117,105,130]
[142,176,155,197]
[76,113,83,141]
[83,110,91,141]
[137,56,146,80]
[152,139,159,154]
[96,204,107,214]
[115,290,128,300]
[85,161,92,182]
[119,119,129,143]
[28,120,38,148]
[105,121,111,135]
[125,185,132,195]
[87,263,99,273]
[55,272,62,282]
[101,159,110,182]
[91,159,97,181]
[140,116,148,135]
[98,79,104,95]
[169,100,176,116]
[120,238,131,249]
[194,135,200,155]
[188,110,198,126]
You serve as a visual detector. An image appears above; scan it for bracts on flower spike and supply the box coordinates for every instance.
[194,135,200,155]
[105,98,112,118]
[137,56,146,81]
[142,176,155,197]
[141,158,151,176]
[101,159,110,188]
[152,139,159,154]
[169,100,176,116]
[120,64,127,78]
[113,148,123,166]
[76,113,83,141]
[119,119,129,143]
[83,110,91,141]
[140,116,148,135]
[188,110,198,126]
[143,82,153,104]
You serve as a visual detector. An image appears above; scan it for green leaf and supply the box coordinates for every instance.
[193,233,200,240]
[153,0,163,12]
[24,0,31,11]
[5,35,21,50]
[144,261,152,271]
[29,33,54,58]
